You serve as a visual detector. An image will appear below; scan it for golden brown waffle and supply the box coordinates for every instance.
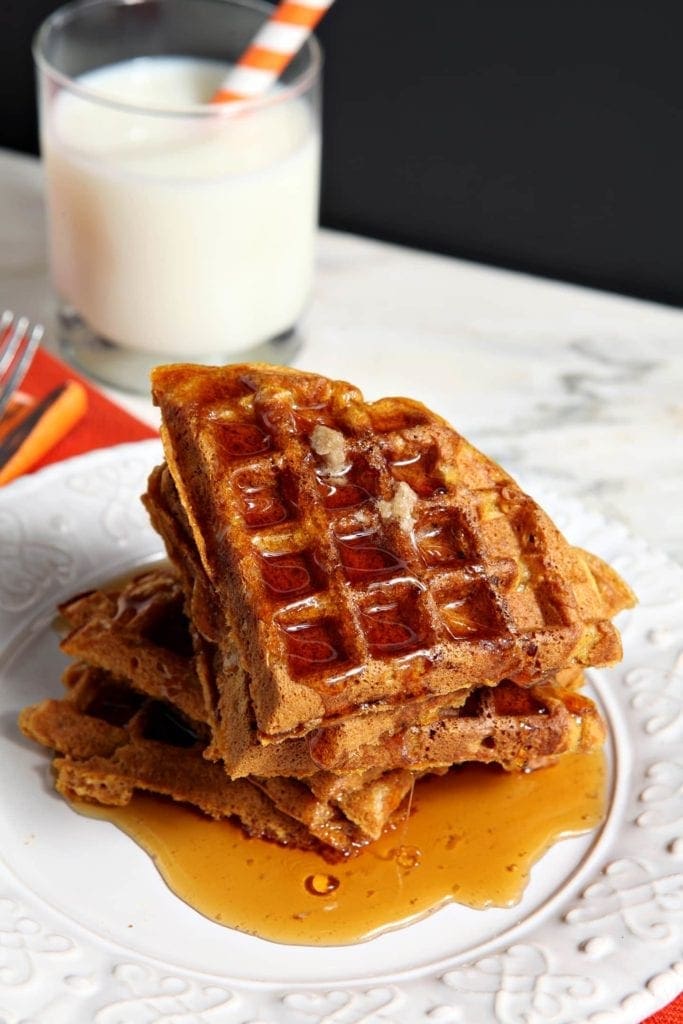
[21,663,420,857]
[252,771,417,848]
[61,560,320,779]
[152,362,634,743]
[144,465,468,775]
[142,464,313,773]
[145,468,612,779]
[89,565,606,793]
[143,467,485,776]
[19,664,316,850]
[60,570,209,728]
[320,769,433,840]
[53,566,605,803]
[20,574,607,861]
[53,574,424,852]
[307,678,605,773]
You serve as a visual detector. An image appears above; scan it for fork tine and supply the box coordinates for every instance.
[0,321,44,419]
[0,312,25,379]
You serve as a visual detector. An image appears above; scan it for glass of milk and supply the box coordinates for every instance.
[34,0,321,391]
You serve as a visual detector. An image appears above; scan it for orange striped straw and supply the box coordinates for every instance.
[211,0,334,103]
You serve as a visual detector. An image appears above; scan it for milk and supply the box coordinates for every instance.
[42,57,320,355]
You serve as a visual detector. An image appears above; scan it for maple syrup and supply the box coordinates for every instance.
[320,477,371,511]
[388,445,445,498]
[231,464,300,532]
[360,585,426,657]
[336,528,407,583]
[212,420,272,460]
[76,749,606,946]
[278,618,351,677]
[259,550,322,602]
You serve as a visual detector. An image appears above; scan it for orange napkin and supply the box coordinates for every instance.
[2,346,156,478]
[646,1002,682,1024]
[0,380,88,485]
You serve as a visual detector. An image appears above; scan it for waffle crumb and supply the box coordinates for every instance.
[378,481,418,533]
[310,424,347,476]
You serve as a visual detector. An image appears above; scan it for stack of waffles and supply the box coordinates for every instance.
[20,364,635,858]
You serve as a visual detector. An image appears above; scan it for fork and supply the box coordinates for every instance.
[0,311,44,420]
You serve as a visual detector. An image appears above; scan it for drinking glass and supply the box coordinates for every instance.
[34,0,321,391]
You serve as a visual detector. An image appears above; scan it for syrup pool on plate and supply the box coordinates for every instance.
[76,749,606,945]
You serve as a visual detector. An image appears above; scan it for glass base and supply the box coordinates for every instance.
[57,307,303,394]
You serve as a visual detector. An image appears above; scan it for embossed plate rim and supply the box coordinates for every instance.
[0,440,681,1024]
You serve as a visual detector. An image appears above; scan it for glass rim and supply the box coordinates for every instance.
[33,0,322,119]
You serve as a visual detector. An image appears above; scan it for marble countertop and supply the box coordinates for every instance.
[1,146,682,564]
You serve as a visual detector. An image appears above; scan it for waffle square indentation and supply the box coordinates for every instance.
[316,455,380,512]
[359,581,430,659]
[415,511,479,568]
[336,527,407,584]
[502,579,555,631]
[437,577,504,640]
[232,466,297,530]
[278,618,352,679]
[385,441,446,498]
[259,550,326,605]
[209,419,273,461]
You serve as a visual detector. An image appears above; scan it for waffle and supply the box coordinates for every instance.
[19,655,604,863]
[184,588,606,778]
[59,571,209,728]
[54,571,427,852]
[308,677,605,773]
[18,362,633,871]
[144,466,606,779]
[144,465,616,779]
[21,659,424,856]
[151,362,635,744]
[144,465,475,776]
[72,564,606,800]
[19,663,316,850]
[54,563,606,789]
[61,561,318,778]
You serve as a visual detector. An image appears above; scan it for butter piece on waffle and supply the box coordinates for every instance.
[152,362,635,741]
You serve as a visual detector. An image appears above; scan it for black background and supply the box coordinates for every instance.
[2,0,683,306]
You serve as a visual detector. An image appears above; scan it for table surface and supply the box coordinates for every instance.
[1,146,682,1023]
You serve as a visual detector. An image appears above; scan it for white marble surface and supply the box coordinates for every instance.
[1,146,682,563]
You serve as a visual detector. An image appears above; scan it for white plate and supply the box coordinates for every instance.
[1,440,681,1024]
